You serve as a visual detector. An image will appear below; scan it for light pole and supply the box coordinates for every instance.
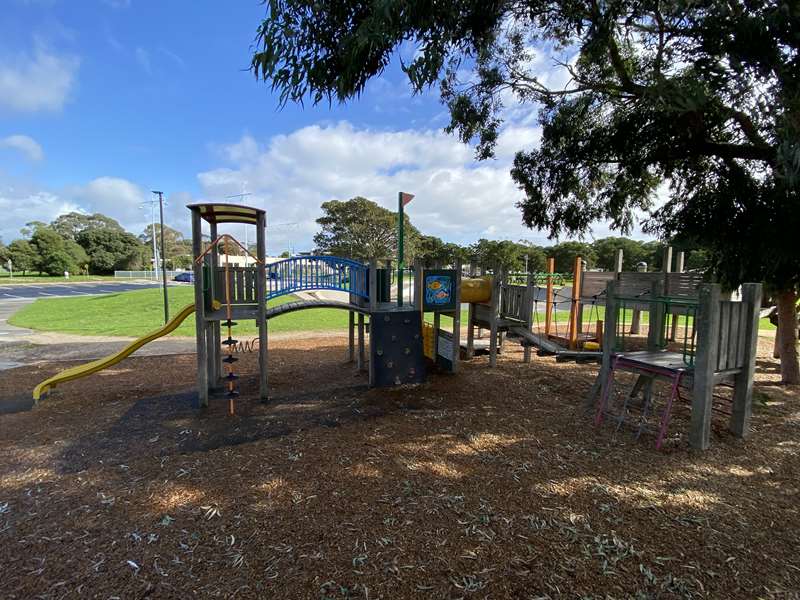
[152,190,169,323]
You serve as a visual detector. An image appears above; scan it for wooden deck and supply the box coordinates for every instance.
[615,350,693,372]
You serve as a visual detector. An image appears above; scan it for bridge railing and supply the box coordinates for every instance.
[266,256,369,300]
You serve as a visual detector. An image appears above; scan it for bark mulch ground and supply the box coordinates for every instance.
[0,335,798,599]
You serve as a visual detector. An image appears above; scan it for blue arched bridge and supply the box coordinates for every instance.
[266,255,369,300]
[212,255,373,309]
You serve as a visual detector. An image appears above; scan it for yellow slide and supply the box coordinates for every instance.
[32,303,196,402]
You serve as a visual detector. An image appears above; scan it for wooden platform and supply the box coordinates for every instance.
[615,350,692,372]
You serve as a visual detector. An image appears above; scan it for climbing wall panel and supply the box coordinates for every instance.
[370,310,426,387]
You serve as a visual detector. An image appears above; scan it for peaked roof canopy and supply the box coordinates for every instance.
[187,202,265,225]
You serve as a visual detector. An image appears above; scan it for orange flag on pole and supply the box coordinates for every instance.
[400,192,414,207]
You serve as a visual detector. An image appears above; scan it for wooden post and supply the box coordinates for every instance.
[569,255,582,349]
[489,266,502,367]
[368,259,377,386]
[369,259,378,311]
[466,303,475,359]
[545,257,554,336]
[523,271,534,363]
[663,246,673,274]
[690,283,721,450]
[668,251,685,341]
[207,222,220,387]
[452,258,462,372]
[647,279,665,350]
[385,259,392,304]
[190,208,208,408]
[675,251,684,274]
[730,283,762,437]
[256,211,268,402]
[348,310,355,362]
[586,280,617,410]
[357,313,366,371]
[413,258,423,311]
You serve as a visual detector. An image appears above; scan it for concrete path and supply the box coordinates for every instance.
[0,295,348,369]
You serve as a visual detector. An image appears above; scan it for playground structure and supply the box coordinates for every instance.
[31,202,471,406]
[189,203,461,408]
[589,278,762,450]
[462,247,707,367]
[29,205,763,450]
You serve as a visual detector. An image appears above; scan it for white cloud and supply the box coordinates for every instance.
[0,175,180,243]
[66,176,152,230]
[198,122,542,254]
[0,135,44,161]
[0,121,649,251]
[0,181,79,242]
[0,43,79,113]
[199,121,653,255]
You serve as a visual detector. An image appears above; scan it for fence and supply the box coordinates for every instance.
[114,270,183,279]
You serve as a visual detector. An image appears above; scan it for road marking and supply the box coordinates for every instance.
[2,293,22,298]
[39,291,56,296]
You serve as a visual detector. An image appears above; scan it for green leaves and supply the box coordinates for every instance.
[251,0,799,291]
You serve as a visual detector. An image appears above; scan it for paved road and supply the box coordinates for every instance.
[0,280,183,300]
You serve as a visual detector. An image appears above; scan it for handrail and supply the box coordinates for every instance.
[613,294,699,366]
[266,256,369,300]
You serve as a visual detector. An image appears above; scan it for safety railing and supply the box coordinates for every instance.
[614,295,699,366]
[266,256,369,300]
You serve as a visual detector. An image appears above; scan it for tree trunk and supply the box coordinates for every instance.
[776,289,800,384]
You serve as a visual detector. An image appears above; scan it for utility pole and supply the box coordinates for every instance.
[152,190,169,323]
[148,201,158,280]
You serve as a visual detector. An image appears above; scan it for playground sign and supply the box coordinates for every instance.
[423,269,457,312]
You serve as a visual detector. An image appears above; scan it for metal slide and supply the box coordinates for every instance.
[32,303,197,402]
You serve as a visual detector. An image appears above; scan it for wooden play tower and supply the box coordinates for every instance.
[189,203,268,407]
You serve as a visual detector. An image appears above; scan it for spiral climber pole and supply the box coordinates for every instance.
[221,236,239,415]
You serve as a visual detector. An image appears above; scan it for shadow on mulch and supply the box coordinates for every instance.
[0,393,34,414]
[53,379,436,475]
[755,358,782,374]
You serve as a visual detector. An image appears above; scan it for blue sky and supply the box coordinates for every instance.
[0,0,644,254]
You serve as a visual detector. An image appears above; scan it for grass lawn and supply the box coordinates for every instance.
[9,287,776,338]
[9,287,354,337]
[0,272,119,284]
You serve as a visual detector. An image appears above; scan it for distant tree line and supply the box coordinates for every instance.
[0,213,193,276]
[0,200,706,278]
[313,197,708,274]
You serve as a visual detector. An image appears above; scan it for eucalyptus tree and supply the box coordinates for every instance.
[252,0,799,381]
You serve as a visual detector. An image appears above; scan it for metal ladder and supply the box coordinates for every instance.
[594,355,686,450]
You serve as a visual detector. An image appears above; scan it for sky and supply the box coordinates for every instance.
[0,0,648,255]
